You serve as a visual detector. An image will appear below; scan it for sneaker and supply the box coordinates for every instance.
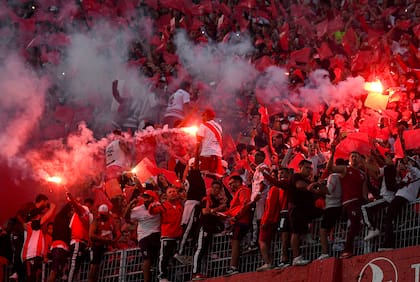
[302,234,316,244]
[173,253,188,265]
[192,273,207,280]
[274,261,290,269]
[339,251,353,259]
[292,255,310,266]
[364,229,381,241]
[317,253,330,260]
[9,273,18,280]
[224,266,239,276]
[256,263,272,272]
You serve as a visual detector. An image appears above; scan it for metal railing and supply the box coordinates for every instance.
[4,199,420,281]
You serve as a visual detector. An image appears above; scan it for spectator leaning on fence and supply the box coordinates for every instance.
[223,175,252,277]
[379,156,420,251]
[329,150,368,259]
[125,190,161,282]
[191,180,227,280]
[88,204,117,282]
[288,160,325,266]
[148,186,184,282]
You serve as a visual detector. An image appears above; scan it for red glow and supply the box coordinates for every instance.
[364,80,384,94]
[180,126,199,136]
[46,176,62,184]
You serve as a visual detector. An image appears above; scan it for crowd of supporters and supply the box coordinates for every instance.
[1,0,420,281]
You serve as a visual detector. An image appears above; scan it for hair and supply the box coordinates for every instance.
[212,180,223,187]
[35,194,48,203]
[335,158,347,166]
[298,159,312,167]
[180,81,191,90]
[47,222,53,228]
[279,167,290,173]
[350,151,361,157]
[255,150,266,159]
[230,175,243,183]
[236,143,247,153]
[84,198,94,206]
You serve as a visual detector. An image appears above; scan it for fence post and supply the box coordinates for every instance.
[119,249,127,282]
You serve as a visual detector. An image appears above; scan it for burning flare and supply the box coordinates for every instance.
[364,80,384,94]
[46,176,62,184]
[181,126,199,135]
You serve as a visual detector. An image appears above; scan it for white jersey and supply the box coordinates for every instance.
[197,120,222,157]
[131,204,161,241]
[164,89,190,119]
[396,166,420,202]
[325,173,342,208]
[105,140,130,168]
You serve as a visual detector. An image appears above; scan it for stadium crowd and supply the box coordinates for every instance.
[1,0,420,281]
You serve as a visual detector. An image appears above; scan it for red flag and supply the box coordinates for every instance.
[342,27,357,55]
[255,55,274,71]
[317,42,333,60]
[258,106,269,125]
[222,134,237,158]
[413,24,420,39]
[403,129,420,150]
[238,0,256,9]
[351,50,371,72]
[288,153,305,172]
[290,47,311,64]
[316,19,328,38]
[279,22,289,51]
[394,137,404,158]
[328,15,344,33]
[335,133,371,160]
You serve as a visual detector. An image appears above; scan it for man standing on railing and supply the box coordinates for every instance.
[124,190,161,282]
[191,180,227,280]
[195,108,224,178]
[223,175,252,276]
[328,150,368,259]
[67,196,93,282]
[288,160,325,266]
[379,156,420,251]
[149,186,183,282]
[88,204,116,282]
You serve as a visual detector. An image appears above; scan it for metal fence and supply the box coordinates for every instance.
[4,199,420,281]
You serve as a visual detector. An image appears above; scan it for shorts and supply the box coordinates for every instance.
[50,248,69,273]
[289,206,323,234]
[259,223,277,244]
[199,155,224,177]
[321,206,342,230]
[231,223,249,241]
[90,245,108,265]
[138,232,161,260]
[278,210,290,232]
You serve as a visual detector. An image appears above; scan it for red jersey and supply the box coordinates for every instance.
[341,166,365,204]
[261,186,281,225]
[22,222,46,261]
[225,186,251,224]
[149,200,183,238]
[69,206,92,244]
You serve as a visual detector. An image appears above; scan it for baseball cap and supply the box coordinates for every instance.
[98,204,109,214]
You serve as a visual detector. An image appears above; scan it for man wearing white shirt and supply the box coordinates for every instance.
[163,82,191,128]
[125,190,161,282]
[196,109,224,178]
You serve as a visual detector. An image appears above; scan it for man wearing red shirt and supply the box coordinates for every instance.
[329,150,367,259]
[149,186,184,282]
[256,179,281,271]
[223,175,252,276]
